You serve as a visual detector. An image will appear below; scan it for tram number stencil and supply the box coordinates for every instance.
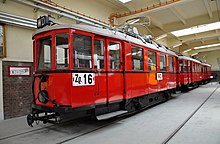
[157,73,163,80]
[72,73,95,86]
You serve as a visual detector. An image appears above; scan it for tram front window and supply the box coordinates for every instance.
[73,34,92,69]
[56,33,69,69]
[38,37,52,70]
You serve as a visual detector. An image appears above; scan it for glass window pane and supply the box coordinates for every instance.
[132,46,143,71]
[109,42,120,70]
[38,37,52,70]
[179,61,183,72]
[94,40,104,69]
[73,34,92,69]
[148,51,156,71]
[184,61,187,72]
[168,56,174,72]
[160,54,166,71]
[188,61,191,72]
[56,33,69,69]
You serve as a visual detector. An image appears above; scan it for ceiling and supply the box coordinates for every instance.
[99,0,220,56]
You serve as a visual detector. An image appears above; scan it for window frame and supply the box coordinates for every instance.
[148,50,157,72]
[107,39,123,71]
[159,54,167,72]
[37,36,52,70]
[168,56,174,72]
[131,45,144,71]
[94,37,106,70]
[72,31,94,69]
[183,60,187,72]
[55,32,69,69]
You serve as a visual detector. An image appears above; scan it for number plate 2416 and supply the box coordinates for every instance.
[72,73,95,86]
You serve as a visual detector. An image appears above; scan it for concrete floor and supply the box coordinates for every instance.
[0,82,219,144]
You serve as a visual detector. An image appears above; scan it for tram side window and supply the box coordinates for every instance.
[56,33,69,69]
[179,61,183,72]
[73,34,92,69]
[160,54,166,72]
[168,56,174,72]
[109,42,120,70]
[94,40,104,69]
[184,61,187,72]
[38,37,52,70]
[148,51,156,71]
[192,63,195,72]
[131,46,143,71]
[188,61,191,72]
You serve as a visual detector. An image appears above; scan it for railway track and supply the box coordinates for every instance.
[57,85,220,144]
[161,85,219,144]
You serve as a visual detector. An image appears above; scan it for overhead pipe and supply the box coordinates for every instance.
[0,11,36,29]
[0,11,36,23]
[31,0,109,27]
[109,0,181,26]
[0,18,36,29]
[13,0,108,28]
[0,12,36,26]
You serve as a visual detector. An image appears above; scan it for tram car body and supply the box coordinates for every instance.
[178,56,211,90]
[27,17,211,126]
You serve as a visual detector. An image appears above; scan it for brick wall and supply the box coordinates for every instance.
[3,61,33,119]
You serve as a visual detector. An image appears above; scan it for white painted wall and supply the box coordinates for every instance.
[197,50,220,71]
[3,25,34,62]
[53,0,117,23]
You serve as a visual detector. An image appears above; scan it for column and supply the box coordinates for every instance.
[0,59,4,120]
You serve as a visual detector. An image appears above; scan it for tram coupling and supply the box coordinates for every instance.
[27,112,61,127]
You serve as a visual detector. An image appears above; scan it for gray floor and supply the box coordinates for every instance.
[0,82,219,144]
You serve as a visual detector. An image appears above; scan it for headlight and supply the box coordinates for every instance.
[38,90,49,104]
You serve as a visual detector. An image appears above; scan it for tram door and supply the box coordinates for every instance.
[106,39,124,102]
[94,37,108,104]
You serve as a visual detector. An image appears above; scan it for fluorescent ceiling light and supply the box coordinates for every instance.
[155,34,167,41]
[194,43,220,49]
[182,49,192,53]
[171,21,220,37]
[129,19,140,25]
[191,53,198,56]
[173,43,182,48]
[119,0,132,3]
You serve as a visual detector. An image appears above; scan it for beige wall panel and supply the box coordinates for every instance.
[53,0,116,23]
[0,1,37,19]
[4,25,34,62]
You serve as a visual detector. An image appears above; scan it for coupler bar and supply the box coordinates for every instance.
[27,112,61,127]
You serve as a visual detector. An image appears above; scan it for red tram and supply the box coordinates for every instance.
[27,16,211,126]
[178,56,211,90]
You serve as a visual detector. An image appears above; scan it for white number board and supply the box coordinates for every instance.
[157,73,163,80]
[72,73,95,86]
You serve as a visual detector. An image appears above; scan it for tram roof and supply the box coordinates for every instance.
[178,55,202,64]
[33,24,177,56]
[201,63,211,67]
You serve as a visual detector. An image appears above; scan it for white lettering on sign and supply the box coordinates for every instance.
[72,73,95,86]
[157,73,163,80]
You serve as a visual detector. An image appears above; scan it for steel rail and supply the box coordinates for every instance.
[161,85,219,144]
